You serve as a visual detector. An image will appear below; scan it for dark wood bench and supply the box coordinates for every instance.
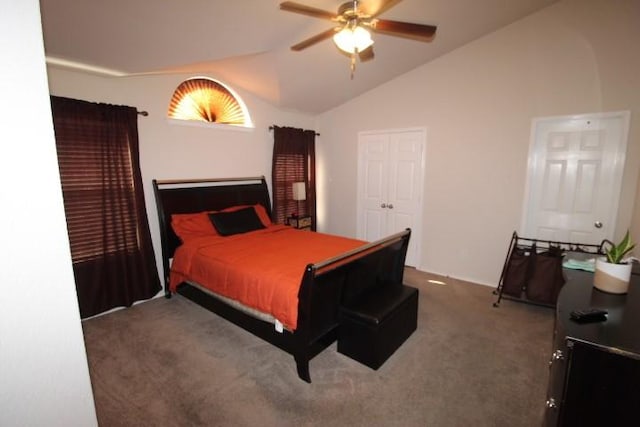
[337,284,419,370]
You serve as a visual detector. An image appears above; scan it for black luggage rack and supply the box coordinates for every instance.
[493,231,605,308]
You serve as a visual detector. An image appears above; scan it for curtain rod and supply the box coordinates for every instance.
[269,126,319,136]
[137,110,148,116]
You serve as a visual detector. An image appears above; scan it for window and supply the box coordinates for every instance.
[168,77,252,128]
[273,153,307,223]
[55,115,137,262]
[271,126,317,228]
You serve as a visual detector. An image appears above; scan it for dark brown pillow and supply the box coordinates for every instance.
[208,207,266,236]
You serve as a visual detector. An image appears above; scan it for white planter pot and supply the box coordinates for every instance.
[594,258,632,294]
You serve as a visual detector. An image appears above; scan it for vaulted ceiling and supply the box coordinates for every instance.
[39,0,558,114]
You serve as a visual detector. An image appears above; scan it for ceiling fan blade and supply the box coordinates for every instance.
[361,0,404,18]
[359,45,375,62]
[291,28,337,51]
[372,19,437,42]
[279,2,337,20]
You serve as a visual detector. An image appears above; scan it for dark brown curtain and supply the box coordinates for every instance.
[272,126,316,229]
[51,96,160,318]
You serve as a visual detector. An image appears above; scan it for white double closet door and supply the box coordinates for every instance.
[357,128,426,267]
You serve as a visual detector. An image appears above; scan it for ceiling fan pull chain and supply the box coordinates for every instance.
[350,52,357,79]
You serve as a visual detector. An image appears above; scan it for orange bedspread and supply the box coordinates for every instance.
[169,225,365,331]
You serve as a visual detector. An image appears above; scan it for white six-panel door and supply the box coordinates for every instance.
[357,128,425,267]
[523,111,630,244]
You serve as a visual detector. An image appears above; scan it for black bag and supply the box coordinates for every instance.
[525,246,565,304]
[501,244,535,298]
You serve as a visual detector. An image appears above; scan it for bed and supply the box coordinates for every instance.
[152,176,411,382]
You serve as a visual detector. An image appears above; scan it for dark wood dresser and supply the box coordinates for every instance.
[545,266,640,426]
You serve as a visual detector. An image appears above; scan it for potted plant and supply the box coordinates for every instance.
[594,231,636,294]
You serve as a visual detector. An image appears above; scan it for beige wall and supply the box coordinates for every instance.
[1,1,97,425]
[317,0,640,285]
[633,174,640,246]
[568,0,640,248]
[47,68,315,288]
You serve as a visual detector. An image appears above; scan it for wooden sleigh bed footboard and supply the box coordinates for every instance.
[152,177,411,382]
[293,229,410,381]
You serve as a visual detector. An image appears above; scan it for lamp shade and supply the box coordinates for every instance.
[333,26,373,54]
[292,182,306,201]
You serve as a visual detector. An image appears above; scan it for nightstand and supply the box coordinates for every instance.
[287,215,312,231]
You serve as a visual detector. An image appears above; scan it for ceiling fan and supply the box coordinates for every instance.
[280,0,437,77]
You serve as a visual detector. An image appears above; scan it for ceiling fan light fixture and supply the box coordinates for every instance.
[333,25,373,54]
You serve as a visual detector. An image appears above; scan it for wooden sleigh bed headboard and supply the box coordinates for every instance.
[153,176,271,292]
[152,176,411,382]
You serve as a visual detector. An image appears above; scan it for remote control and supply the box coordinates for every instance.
[570,307,608,323]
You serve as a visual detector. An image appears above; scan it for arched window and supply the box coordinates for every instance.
[168,77,252,128]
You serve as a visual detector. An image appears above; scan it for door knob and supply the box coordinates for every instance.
[388,204,394,209]
[546,398,557,410]
[594,221,603,229]
[380,203,387,208]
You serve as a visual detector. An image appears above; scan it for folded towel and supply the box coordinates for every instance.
[563,258,596,272]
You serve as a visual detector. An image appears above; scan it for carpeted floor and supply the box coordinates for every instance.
[82,269,554,426]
